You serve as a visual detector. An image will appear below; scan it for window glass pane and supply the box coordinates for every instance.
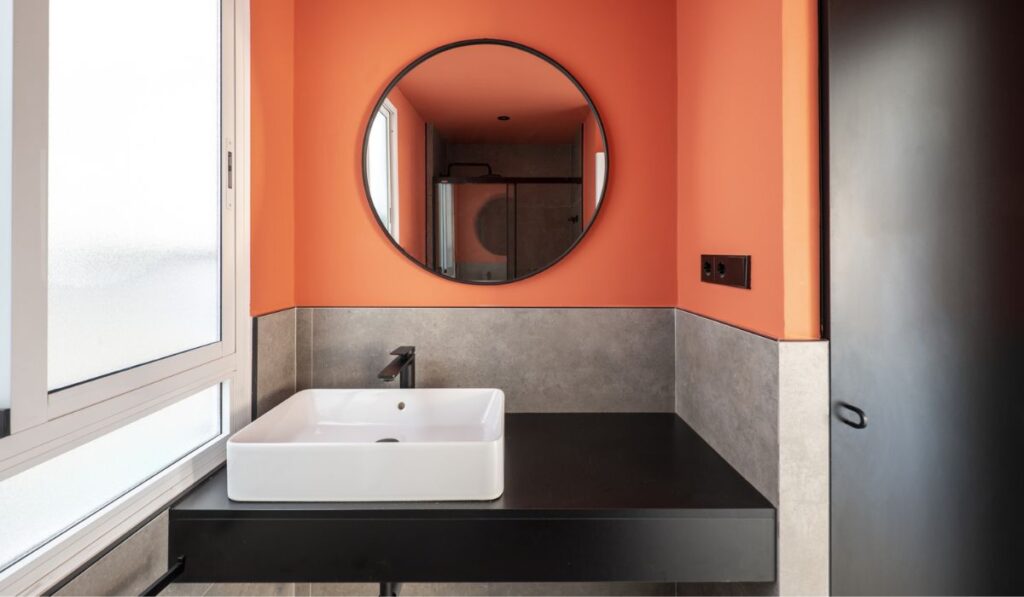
[0,383,223,572]
[0,0,11,415]
[47,0,221,390]
[367,110,390,228]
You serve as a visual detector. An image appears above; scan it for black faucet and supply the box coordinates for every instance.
[378,346,415,389]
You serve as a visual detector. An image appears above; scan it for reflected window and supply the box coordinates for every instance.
[367,99,398,237]
[594,151,607,208]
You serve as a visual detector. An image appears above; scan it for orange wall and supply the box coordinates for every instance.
[291,0,677,308]
[250,0,295,315]
[387,86,427,262]
[249,0,820,339]
[675,0,819,339]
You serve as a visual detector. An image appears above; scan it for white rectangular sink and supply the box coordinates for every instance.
[227,388,504,502]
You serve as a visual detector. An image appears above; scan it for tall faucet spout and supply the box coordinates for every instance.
[377,346,416,389]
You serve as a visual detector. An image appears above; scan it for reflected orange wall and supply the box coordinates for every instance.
[675,0,819,339]
[387,87,426,262]
[250,0,295,315]
[250,0,820,340]
[290,0,677,308]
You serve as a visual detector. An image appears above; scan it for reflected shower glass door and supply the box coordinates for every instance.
[514,183,581,279]
[437,182,510,282]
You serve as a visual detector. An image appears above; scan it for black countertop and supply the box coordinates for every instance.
[170,413,775,583]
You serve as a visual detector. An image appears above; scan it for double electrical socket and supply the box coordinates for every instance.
[700,254,751,289]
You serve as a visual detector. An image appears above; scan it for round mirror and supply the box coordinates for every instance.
[362,39,608,284]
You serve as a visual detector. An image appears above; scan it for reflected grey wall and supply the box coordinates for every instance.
[446,143,578,177]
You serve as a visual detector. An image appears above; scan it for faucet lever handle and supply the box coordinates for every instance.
[390,346,415,356]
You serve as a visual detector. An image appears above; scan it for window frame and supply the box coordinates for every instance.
[0,0,251,591]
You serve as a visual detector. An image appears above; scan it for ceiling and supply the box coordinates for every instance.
[393,44,592,144]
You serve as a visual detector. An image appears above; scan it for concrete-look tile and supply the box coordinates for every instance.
[55,512,169,596]
[255,309,297,417]
[674,310,780,505]
[777,341,830,597]
[204,583,296,596]
[159,582,213,596]
[309,583,379,596]
[402,583,489,595]
[296,308,313,391]
[308,308,674,413]
[674,581,777,596]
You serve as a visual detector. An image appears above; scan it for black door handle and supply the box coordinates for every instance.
[836,401,868,429]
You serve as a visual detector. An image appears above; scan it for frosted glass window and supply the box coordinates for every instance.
[0,383,222,572]
[47,0,222,390]
[0,0,11,413]
[367,108,392,231]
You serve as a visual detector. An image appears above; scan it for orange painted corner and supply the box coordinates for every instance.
[250,0,296,316]
[675,0,820,340]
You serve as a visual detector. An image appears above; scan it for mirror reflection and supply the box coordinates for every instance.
[363,41,608,283]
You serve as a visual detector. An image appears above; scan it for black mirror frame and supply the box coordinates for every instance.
[361,38,610,285]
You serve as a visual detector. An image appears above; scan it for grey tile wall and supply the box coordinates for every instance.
[674,309,780,504]
[292,308,675,413]
[777,342,830,596]
[54,512,169,596]
[673,309,829,596]
[254,308,297,417]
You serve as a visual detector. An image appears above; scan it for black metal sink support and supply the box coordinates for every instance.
[169,414,775,584]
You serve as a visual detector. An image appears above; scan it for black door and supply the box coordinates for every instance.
[826,0,1024,594]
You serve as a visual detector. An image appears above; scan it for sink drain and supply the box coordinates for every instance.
[376,438,399,443]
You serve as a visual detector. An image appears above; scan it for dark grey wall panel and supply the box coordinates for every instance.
[295,307,674,413]
[826,0,1024,593]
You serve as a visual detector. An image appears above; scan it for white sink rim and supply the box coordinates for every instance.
[227,388,505,502]
[230,387,504,446]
